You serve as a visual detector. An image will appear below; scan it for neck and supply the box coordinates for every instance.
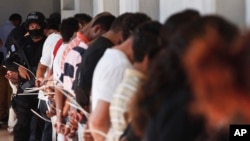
[102,30,121,45]
[114,37,133,63]
[133,63,145,74]
[31,36,43,42]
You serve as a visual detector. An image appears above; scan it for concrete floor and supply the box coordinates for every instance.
[0,124,13,141]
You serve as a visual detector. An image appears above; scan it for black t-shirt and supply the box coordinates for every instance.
[74,36,114,107]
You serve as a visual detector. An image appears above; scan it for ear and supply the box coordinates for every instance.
[115,31,124,44]
[140,55,149,73]
[93,24,101,34]
[119,32,124,43]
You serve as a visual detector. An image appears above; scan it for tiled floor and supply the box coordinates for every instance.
[0,124,13,141]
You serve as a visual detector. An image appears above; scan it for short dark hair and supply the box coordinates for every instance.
[49,12,61,24]
[74,13,92,26]
[161,9,200,46]
[60,17,79,42]
[165,9,200,30]
[91,14,116,32]
[122,13,151,40]
[47,18,60,31]
[9,13,22,23]
[132,21,162,62]
[170,15,239,56]
[110,13,133,33]
[47,12,61,30]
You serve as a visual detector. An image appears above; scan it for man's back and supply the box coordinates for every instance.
[74,36,114,107]
[91,48,132,110]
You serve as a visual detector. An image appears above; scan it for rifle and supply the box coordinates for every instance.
[15,44,36,89]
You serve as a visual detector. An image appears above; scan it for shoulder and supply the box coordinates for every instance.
[43,34,61,49]
[45,33,61,43]
[97,49,131,69]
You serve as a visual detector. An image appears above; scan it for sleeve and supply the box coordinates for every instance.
[40,34,59,67]
[93,63,127,103]
[3,44,22,71]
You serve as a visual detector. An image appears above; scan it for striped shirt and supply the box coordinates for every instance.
[63,42,88,96]
[109,68,145,140]
[60,32,89,72]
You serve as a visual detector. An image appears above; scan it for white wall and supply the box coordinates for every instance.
[159,0,216,23]
[158,0,246,29]
[246,0,250,28]
[104,0,119,16]
[93,0,104,16]
[0,0,247,30]
[139,0,159,21]
[88,0,159,20]
[119,0,139,14]
[93,0,120,17]
[216,0,246,29]
[0,0,60,24]
[80,0,93,17]
[87,0,247,29]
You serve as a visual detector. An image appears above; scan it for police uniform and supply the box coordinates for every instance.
[4,11,47,141]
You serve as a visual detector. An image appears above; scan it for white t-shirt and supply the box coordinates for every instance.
[53,43,68,83]
[40,33,62,67]
[38,33,62,100]
[91,48,132,111]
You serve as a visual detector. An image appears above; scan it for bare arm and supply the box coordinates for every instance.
[35,62,48,86]
[54,87,66,133]
[89,100,110,141]
[55,88,66,122]
[36,62,47,78]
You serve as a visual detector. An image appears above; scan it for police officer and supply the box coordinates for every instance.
[4,11,47,141]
